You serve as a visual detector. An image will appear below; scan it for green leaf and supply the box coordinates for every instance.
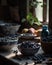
[38,1,42,3]
[21,18,26,23]
[31,2,36,7]
[29,19,35,26]
[35,21,42,26]
[35,1,42,4]
[34,17,39,22]
[41,5,43,7]
[26,13,33,21]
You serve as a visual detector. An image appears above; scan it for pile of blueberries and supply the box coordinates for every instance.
[19,41,40,49]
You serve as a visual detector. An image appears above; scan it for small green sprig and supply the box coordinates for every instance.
[22,12,42,26]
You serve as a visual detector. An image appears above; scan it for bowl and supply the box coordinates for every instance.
[18,47,40,55]
[0,23,21,36]
[0,37,18,51]
[18,41,40,55]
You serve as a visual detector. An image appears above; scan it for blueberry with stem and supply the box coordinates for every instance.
[13,50,18,56]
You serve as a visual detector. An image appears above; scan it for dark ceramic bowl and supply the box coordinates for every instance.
[18,42,40,55]
[0,23,21,36]
[18,47,40,55]
[0,37,18,51]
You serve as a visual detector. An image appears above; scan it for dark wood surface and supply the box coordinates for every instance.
[0,45,44,65]
[0,55,19,65]
[0,45,52,65]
